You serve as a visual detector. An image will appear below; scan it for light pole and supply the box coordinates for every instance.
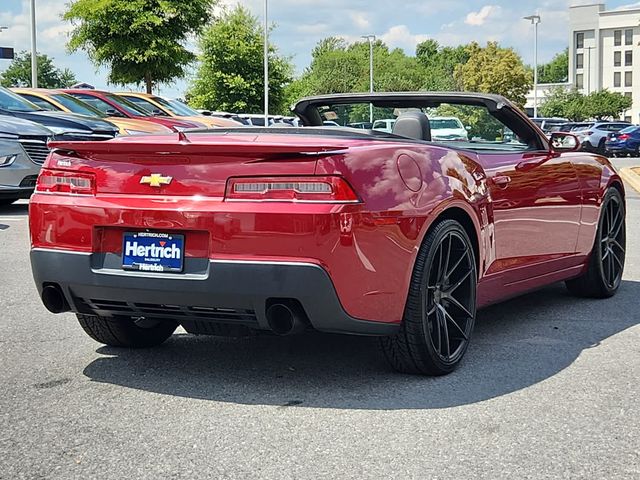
[524,15,541,118]
[362,35,376,124]
[585,46,595,94]
[263,0,269,125]
[30,0,38,88]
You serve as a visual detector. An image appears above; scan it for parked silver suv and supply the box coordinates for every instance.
[574,121,632,154]
[0,115,52,206]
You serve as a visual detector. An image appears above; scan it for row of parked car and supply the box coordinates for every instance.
[533,117,640,157]
[0,86,271,205]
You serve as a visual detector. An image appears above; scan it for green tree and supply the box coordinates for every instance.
[285,36,426,104]
[538,49,569,84]
[64,0,214,93]
[416,40,469,90]
[540,87,632,120]
[188,6,293,114]
[585,89,633,120]
[0,51,77,88]
[454,42,532,107]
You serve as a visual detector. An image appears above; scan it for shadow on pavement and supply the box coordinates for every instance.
[0,202,29,216]
[83,281,640,410]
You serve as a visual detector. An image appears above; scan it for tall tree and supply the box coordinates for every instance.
[538,49,569,84]
[188,6,293,114]
[64,0,214,93]
[0,51,77,88]
[455,42,532,107]
[539,87,632,120]
[416,40,469,91]
[285,36,426,104]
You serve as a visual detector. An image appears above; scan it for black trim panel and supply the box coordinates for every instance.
[30,250,400,336]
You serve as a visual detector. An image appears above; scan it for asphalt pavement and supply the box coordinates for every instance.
[0,158,638,479]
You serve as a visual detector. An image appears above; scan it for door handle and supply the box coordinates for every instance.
[492,175,512,188]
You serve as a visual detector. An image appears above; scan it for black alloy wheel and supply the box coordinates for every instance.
[425,229,476,364]
[566,188,625,298]
[381,219,477,375]
[599,192,625,291]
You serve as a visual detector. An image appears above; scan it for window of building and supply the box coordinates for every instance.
[614,72,621,87]
[625,71,633,87]
[625,116,632,122]
[614,30,622,46]
[626,51,633,66]
[614,51,622,67]
[625,29,633,46]
[576,53,584,69]
[576,74,584,89]
[576,32,584,49]
[625,92,633,101]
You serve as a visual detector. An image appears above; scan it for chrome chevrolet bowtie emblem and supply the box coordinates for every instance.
[140,173,173,188]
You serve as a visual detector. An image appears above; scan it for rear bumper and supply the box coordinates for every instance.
[30,248,399,336]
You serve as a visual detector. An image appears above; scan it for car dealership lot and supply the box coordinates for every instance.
[1,160,639,479]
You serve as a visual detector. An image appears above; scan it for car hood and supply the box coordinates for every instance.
[0,114,52,137]
[4,110,118,133]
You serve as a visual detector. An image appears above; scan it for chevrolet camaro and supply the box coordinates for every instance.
[29,93,626,376]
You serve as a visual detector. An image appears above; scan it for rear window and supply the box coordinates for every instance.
[620,126,640,134]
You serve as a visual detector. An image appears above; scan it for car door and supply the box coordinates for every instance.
[479,150,582,280]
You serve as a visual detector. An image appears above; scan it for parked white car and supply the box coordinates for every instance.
[430,117,469,141]
[372,119,396,133]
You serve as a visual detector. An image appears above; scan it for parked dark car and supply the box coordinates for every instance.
[531,117,569,133]
[0,115,52,205]
[606,126,640,157]
[0,87,118,141]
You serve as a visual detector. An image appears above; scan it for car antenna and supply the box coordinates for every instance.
[178,131,191,143]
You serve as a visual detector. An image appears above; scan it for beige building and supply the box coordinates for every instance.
[569,3,639,122]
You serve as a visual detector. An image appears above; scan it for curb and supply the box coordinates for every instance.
[619,167,640,194]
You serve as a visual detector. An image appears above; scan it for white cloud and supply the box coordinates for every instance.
[465,5,499,26]
[350,12,371,30]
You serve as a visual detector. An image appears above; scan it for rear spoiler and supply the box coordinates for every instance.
[48,136,349,158]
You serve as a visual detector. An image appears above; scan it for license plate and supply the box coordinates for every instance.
[122,232,184,273]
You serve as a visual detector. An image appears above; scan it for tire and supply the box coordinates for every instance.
[0,199,17,206]
[76,314,178,348]
[597,138,607,155]
[566,188,625,298]
[581,141,593,152]
[380,219,477,376]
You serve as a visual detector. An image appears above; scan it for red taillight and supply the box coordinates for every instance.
[225,176,360,203]
[35,169,96,195]
[618,134,630,141]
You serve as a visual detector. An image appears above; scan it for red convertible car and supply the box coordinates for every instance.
[29,93,626,376]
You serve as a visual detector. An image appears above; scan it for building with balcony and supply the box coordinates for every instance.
[569,3,640,122]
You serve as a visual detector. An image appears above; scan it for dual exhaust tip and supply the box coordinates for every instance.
[41,284,70,314]
[41,286,308,336]
[266,300,308,336]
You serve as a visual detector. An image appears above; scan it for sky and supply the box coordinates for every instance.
[1,0,639,98]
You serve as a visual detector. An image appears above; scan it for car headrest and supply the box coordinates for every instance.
[392,111,431,141]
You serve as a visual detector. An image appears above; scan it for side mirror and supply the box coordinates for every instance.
[199,110,212,116]
[465,125,471,131]
[151,108,165,116]
[550,132,581,152]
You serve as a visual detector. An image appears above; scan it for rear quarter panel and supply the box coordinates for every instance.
[315,142,490,321]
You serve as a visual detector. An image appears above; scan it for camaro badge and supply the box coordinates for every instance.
[140,174,173,188]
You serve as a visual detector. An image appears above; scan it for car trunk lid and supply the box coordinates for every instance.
[47,133,350,197]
